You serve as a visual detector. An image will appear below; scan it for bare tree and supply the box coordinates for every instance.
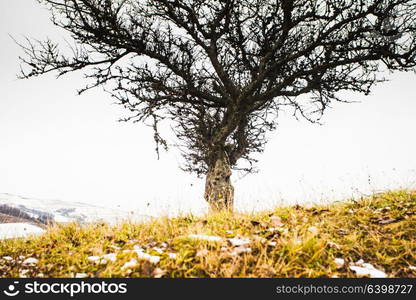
[18,0,416,210]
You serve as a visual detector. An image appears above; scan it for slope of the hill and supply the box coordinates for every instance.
[0,193,150,226]
[0,190,414,278]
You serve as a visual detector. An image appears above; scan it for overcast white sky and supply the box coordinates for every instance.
[1,0,415,216]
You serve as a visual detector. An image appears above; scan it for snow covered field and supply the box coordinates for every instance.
[0,223,45,239]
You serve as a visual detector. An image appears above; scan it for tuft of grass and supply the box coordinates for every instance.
[0,190,415,278]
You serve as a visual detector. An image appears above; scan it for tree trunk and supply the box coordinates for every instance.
[204,149,234,211]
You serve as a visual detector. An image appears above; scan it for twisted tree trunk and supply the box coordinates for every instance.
[204,149,234,211]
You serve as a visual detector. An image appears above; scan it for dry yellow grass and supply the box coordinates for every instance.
[0,190,415,278]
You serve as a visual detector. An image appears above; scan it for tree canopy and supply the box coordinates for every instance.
[18,0,416,209]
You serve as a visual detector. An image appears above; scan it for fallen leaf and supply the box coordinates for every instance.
[257,264,276,277]
[327,241,341,250]
[265,232,282,240]
[337,229,348,236]
[148,241,158,247]
[152,268,166,278]
[312,209,330,215]
[380,207,391,213]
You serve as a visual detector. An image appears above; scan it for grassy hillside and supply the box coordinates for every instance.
[0,190,415,278]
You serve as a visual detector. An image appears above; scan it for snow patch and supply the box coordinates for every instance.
[0,223,45,239]
[349,260,388,278]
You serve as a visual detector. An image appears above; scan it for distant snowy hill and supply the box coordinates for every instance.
[0,193,151,225]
